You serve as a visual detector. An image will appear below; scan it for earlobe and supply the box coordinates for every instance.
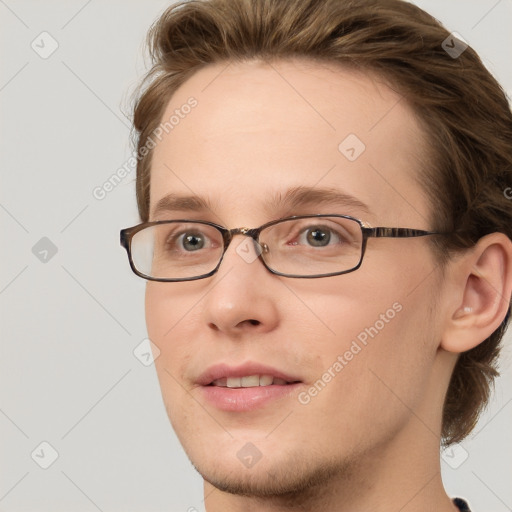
[441,233,512,354]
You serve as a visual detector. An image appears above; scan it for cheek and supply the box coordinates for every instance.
[145,283,172,353]
[145,284,160,340]
[145,281,200,342]
[294,307,434,454]
[145,282,207,441]
[296,264,438,437]
[145,283,197,391]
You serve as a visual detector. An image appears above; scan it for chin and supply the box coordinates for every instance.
[181,434,354,503]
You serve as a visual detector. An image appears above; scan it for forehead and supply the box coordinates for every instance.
[149,58,431,227]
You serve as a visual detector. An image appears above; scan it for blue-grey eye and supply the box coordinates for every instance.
[297,225,341,247]
[179,232,205,251]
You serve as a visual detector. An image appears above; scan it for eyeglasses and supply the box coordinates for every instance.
[120,214,446,282]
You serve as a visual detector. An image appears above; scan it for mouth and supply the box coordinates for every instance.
[197,362,303,412]
[208,375,300,388]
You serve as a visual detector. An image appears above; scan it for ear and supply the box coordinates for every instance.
[441,232,512,353]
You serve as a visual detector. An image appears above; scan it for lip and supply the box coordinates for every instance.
[196,362,303,412]
[200,383,303,412]
[196,362,302,386]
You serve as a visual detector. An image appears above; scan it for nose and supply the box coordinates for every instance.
[201,234,280,336]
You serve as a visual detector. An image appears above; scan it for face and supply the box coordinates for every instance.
[145,59,448,498]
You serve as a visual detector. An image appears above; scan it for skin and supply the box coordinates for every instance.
[144,59,512,511]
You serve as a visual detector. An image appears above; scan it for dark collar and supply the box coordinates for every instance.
[453,497,471,511]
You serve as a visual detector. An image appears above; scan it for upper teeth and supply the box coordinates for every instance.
[211,375,289,388]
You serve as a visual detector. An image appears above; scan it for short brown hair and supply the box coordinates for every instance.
[131,0,512,445]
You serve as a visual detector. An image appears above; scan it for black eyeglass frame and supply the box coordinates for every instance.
[120,214,446,282]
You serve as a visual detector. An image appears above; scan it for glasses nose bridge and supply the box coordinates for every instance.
[223,226,260,245]
[220,226,268,262]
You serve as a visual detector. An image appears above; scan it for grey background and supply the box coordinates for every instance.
[1,1,511,511]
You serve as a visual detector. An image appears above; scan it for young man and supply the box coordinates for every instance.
[120,0,512,510]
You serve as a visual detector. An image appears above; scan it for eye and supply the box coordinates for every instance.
[297,225,342,247]
[170,230,209,252]
[159,224,221,254]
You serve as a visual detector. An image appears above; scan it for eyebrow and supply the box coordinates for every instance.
[150,185,370,220]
